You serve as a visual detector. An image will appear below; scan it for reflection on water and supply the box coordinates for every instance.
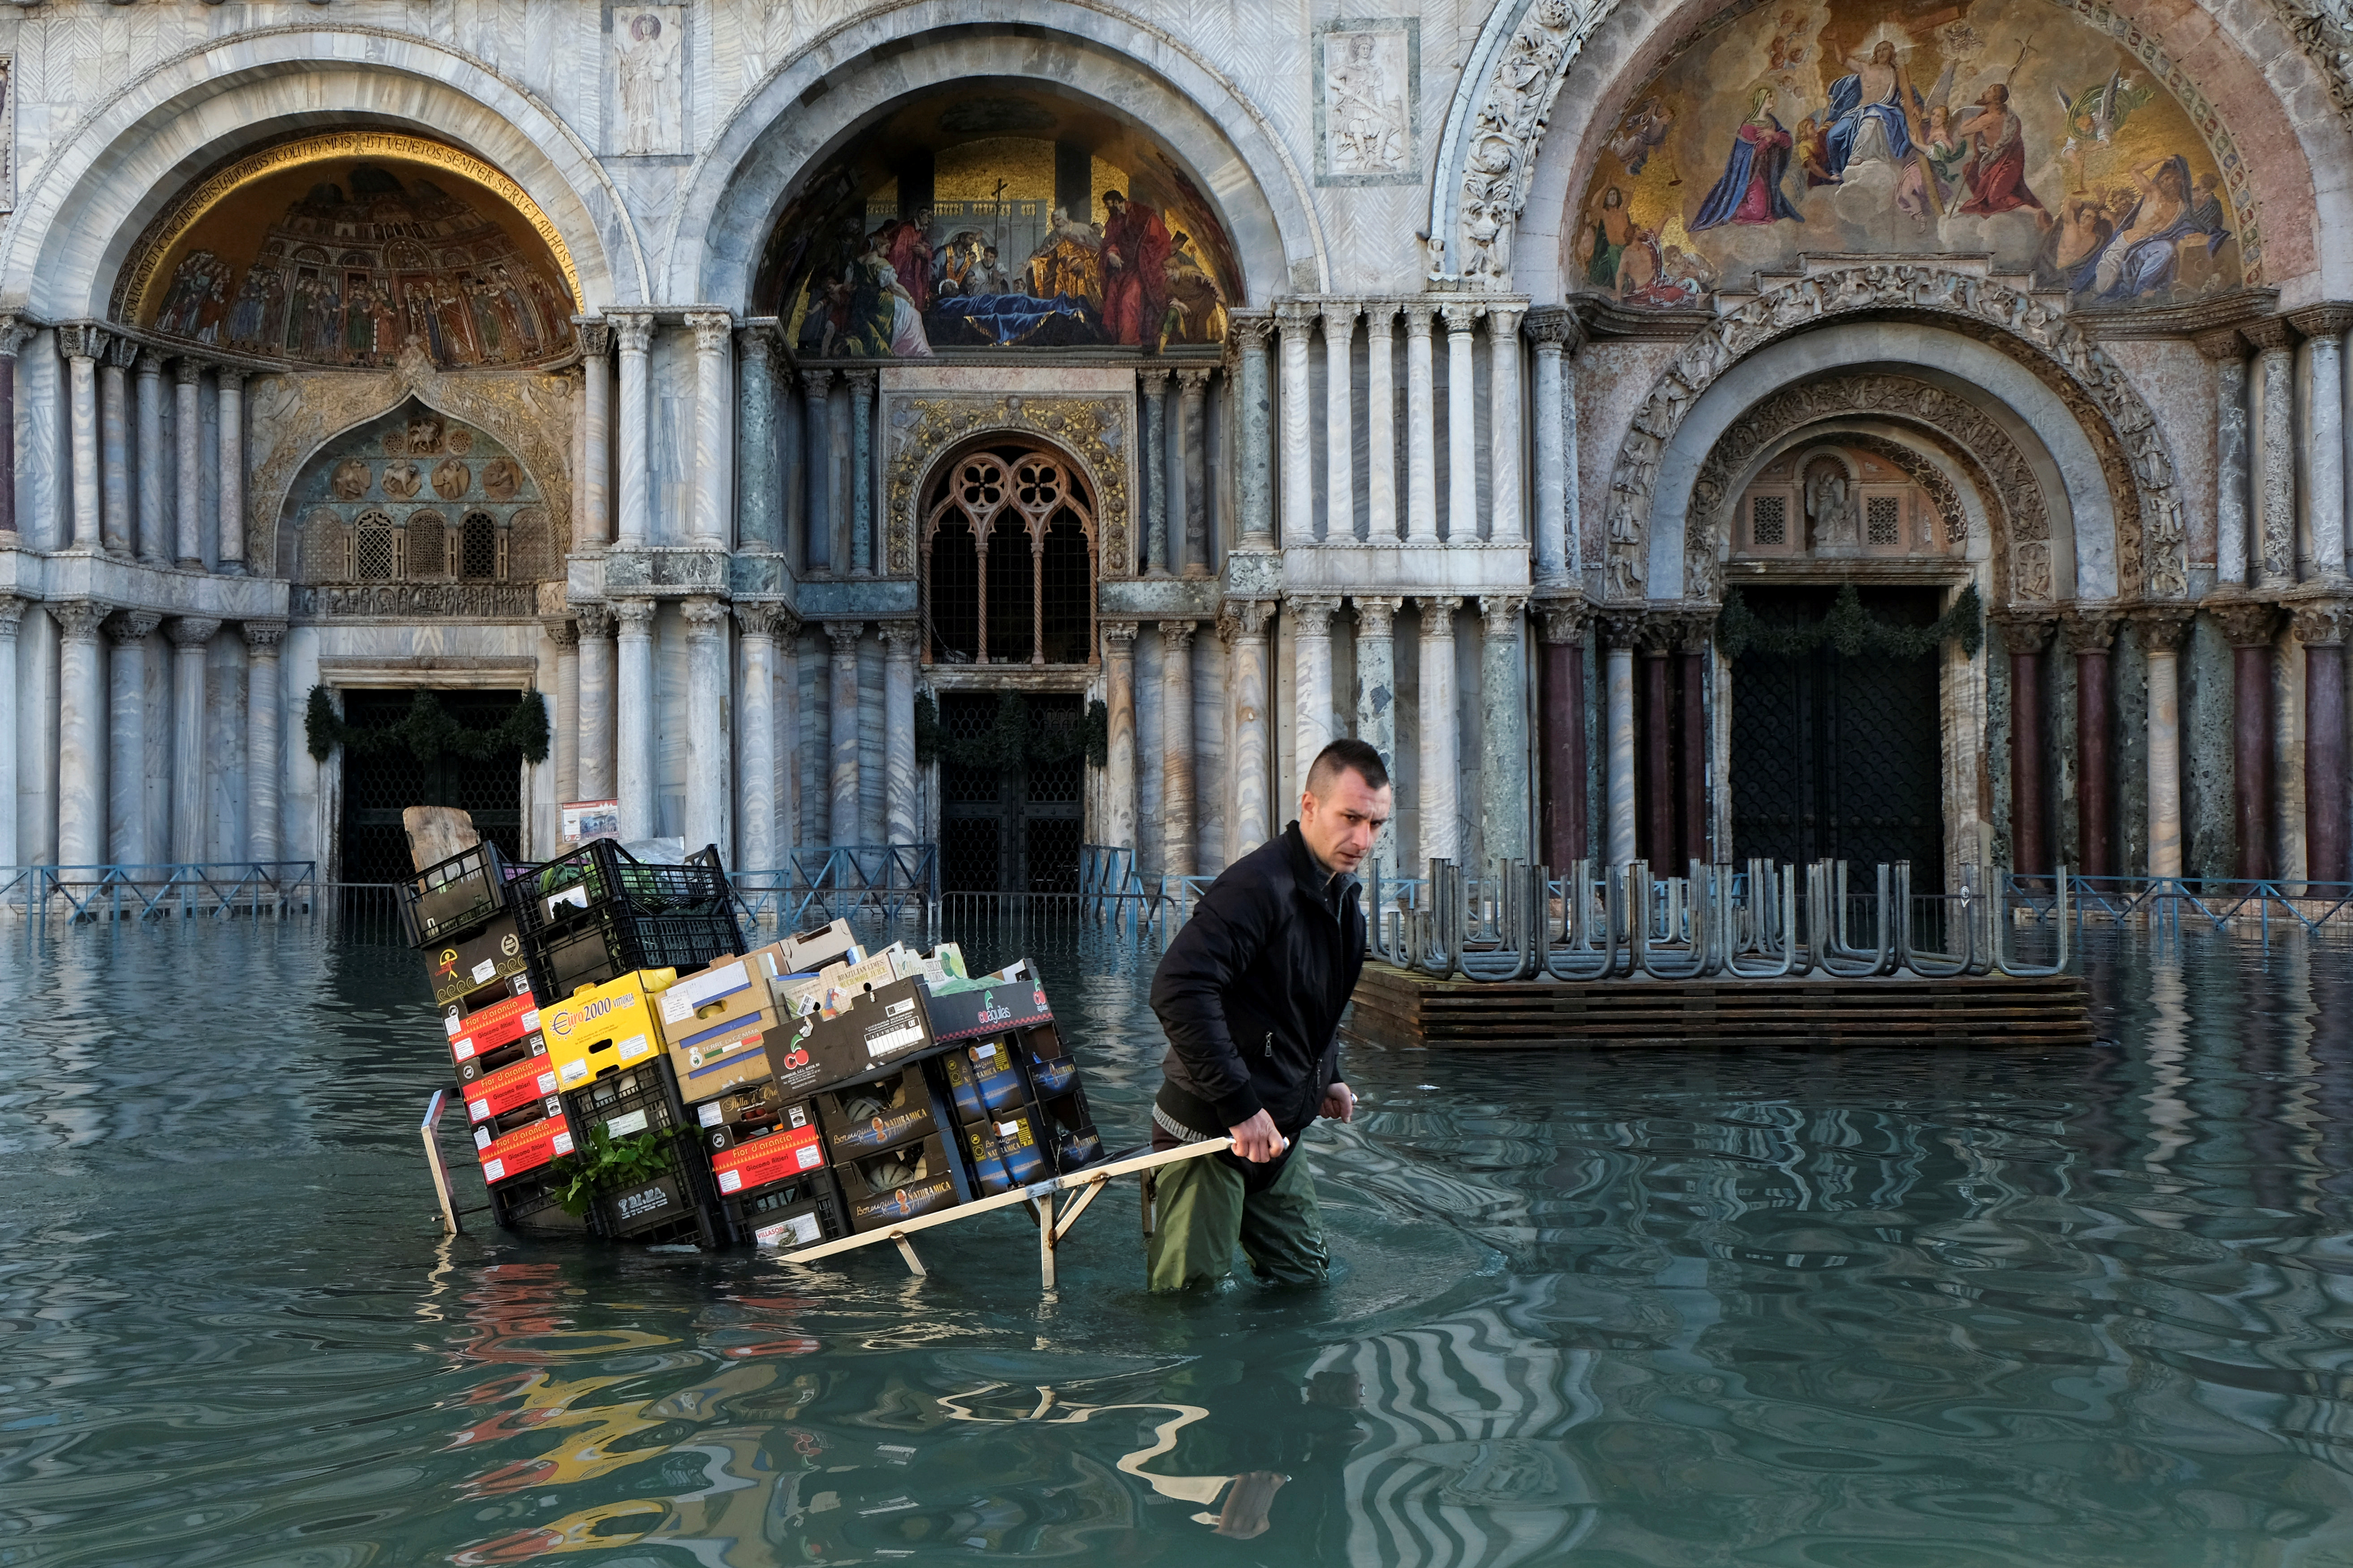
[5,924,2353,1564]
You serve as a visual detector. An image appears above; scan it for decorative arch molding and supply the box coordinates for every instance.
[886,396,1135,583]
[1603,265,2184,604]
[662,1,1327,309]
[0,26,646,319]
[1694,378,2052,606]
[1432,0,2342,299]
[250,341,574,587]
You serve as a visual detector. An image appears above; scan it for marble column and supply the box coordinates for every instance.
[99,337,134,556]
[1323,301,1356,545]
[1526,309,1576,583]
[1141,369,1170,575]
[848,369,877,574]
[1177,368,1210,575]
[1352,597,1400,796]
[135,349,168,564]
[0,599,21,864]
[1487,305,1525,548]
[2293,599,2350,883]
[56,601,109,867]
[2065,611,2119,878]
[826,622,862,845]
[736,605,782,869]
[881,622,919,846]
[0,321,25,538]
[736,324,779,553]
[244,620,284,865]
[1233,316,1275,550]
[2196,330,2251,589]
[614,598,656,840]
[548,619,580,808]
[1277,303,1315,548]
[1103,620,1140,853]
[2212,600,2281,880]
[1601,610,1642,867]
[1417,595,1462,868]
[2245,317,2298,590]
[685,312,734,551]
[683,596,731,858]
[1364,307,1398,543]
[575,605,615,803]
[2135,607,2194,880]
[1479,595,1530,864]
[174,358,203,567]
[575,319,613,551]
[1161,620,1199,877]
[1536,598,1590,869]
[1224,600,1275,850]
[1290,595,1340,808]
[1637,618,1675,867]
[167,616,220,863]
[829,377,854,572]
[2004,614,2056,879]
[1677,613,1710,869]
[776,620,801,852]
[1441,303,1480,541]
[612,312,654,550]
[800,368,835,571]
[1405,306,1439,544]
[216,369,246,573]
[2293,307,2353,581]
[106,611,159,865]
[59,326,104,552]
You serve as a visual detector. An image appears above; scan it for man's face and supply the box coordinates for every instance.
[1299,769,1392,878]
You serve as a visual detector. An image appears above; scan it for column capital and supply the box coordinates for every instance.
[54,600,110,643]
[2288,304,2353,340]
[1361,302,1398,339]
[800,366,836,396]
[1522,305,1584,352]
[684,309,735,351]
[572,316,614,357]
[2207,596,2281,648]
[1418,593,1463,620]
[735,601,796,640]
[843,366,878,392]
[236,619,286,655]
[1989,610,2058,653]
[2192,327,2246,362]
[1174,365,1213,395]
[614,597,658,636]
[1438,300,1483,336]
[165,614,220,648]
[1484,303,1527,334]
[609,310,657,354]
[823,619,866,653]
[1158,617,1200,650]
[1634,613,1681,656]
[1478,593,1528,638]
[1285,593,1341,633]
[1320,297,1360,326]
[1139,367,1170,401]
[172,356,206,386]
[681,595,730,636]
[136,345,170,376]
[1671,608,1715,654]
[2129,603,2197,651]
[2059,608,2122,654]
[736,320,780,363]
[1217,598,1275,641]
[1598,607,1648,649]
[1351,595,1401,638]
[0,595,26,636]
[2290,596,2353,647]
[1101,619,1140,654]
[1534,594,1592,644]
[542,617,580,650]
[573,602,616,638]
[103,333,142,370]
[1227,312,1275,351]
[215,365,249,391]
[877,619,922,653]
[106,610,161,645]
[1402,303,1435,340]
[2239,315,2296,353]
[0,314,35,358]
[54,322,108,361]
[1272,298,1319,330]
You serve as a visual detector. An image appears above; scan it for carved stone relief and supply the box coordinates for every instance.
[882,394,1132,579]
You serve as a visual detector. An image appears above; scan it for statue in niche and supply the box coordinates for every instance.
[1804,457,1854,547]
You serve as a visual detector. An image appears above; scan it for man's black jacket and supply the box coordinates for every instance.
[1149,820,1364,1138]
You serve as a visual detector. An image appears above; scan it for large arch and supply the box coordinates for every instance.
[661,2,1326,310]
[1431,0,2353,307]
[0,26,646,319]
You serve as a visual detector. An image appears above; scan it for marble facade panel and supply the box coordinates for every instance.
[2106,339,2222,571]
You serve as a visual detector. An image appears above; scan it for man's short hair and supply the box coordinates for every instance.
[1306,738,1389,795]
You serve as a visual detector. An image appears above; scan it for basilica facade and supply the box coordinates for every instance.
[4,0,2351,898]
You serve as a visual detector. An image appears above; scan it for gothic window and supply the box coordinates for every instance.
[353,509,399,580]
[460,510,499,580]
[405,511,447,578]
[922,445,1096,666]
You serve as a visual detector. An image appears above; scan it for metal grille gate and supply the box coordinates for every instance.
[938,693,1085,894]
[336,688,526,884]
[1729,586,1947,890]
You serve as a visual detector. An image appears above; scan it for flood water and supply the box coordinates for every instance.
[5,919,2353,1566]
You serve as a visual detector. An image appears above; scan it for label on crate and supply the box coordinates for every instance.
[711,1122,823,1194]
[660,960,752,1025]
[755,1211,826,1250]
[477,1116,573,1184]
[605,1108,650,1139]
[865,997,926,1060]
[611,1179,677,1225]
[698,1100,726,1127]
[465,1056,561,1124]
[849,1174,958,1229]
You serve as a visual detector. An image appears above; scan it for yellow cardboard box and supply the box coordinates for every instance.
[542,968,675,1091]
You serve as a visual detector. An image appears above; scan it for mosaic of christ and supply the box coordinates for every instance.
[1572,0,2244,310]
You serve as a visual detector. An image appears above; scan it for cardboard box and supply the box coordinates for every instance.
[837,1133,964,1233]
[964,1104,1052,1193]
[695,1081,787,1149]
[1021,1027,1079,1100]
[1040,1084,1106,1171]
[780,919,861,973]
[668,1023,772,1106]
[816,1067,941,1159]
[474,1113,575,1185]
[426,915,532,1007]
[445,991,544,1067]
[920,974,1054,1044]
[751,1198,838,1250]
[541,969,674,1092]
[709,1115,826,1196]
[788,976,938,1089]
[655,956,778,1104]
[816,947,903,1015]
[465,1052,563,1125]
[940,1038,1030,1122]
[768,972,828,1021]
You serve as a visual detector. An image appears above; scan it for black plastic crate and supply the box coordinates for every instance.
[524,900,746,999]
[595,1168,724,1247]
[485,1164,588,1233]
[560,1059,727,1248]
[512,840,734,936]
[718,1173,845,1250]
[398,841,516,948]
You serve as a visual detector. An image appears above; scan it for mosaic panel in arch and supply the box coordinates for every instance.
[756,90,1243,357]
[280,400,551,587]
[1573,0,2245,311]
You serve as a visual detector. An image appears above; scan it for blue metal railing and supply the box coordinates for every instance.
[0,862,319,924]
[731,844,940,938]
[2007,872,2353,944]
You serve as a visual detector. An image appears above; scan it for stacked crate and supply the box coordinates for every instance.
[510,840,744,998]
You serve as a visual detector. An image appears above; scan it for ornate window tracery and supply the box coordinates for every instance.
[922,446,1097,666]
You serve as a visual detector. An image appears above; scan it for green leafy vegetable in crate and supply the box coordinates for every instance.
[547,1124,674,1216]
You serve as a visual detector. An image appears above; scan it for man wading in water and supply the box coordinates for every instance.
[1145,738,1389,1290]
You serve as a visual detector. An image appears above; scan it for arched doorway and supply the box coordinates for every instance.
[924,441,1098,894]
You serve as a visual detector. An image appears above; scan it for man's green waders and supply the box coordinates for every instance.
[1146,1146,1329,1291]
